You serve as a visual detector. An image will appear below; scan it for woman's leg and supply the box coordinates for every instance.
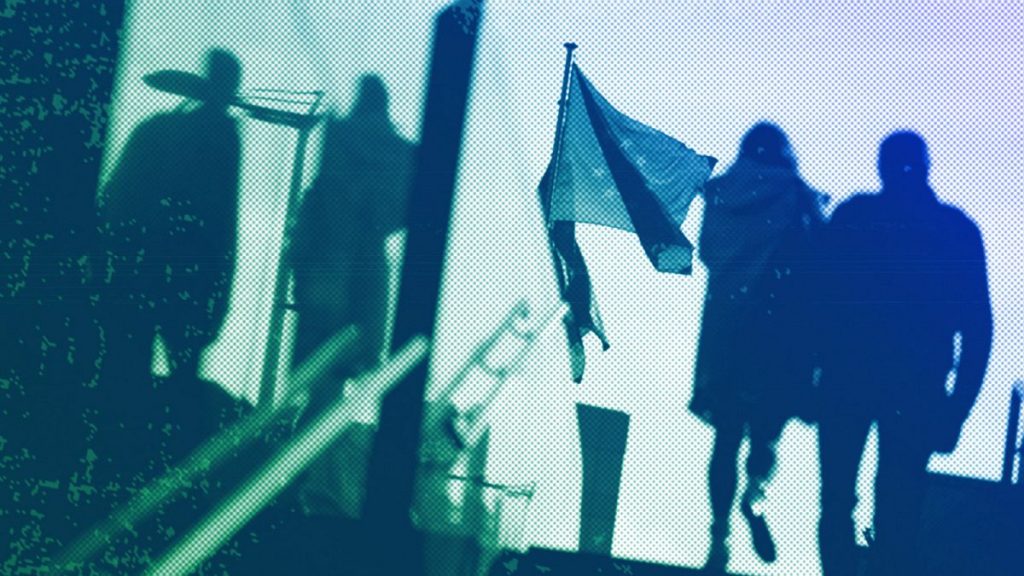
[706,414,745,569]
[742,415,787,562]
[746,416,785,499]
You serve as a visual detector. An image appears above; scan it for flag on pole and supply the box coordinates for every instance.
[545,64,716,273]
[540,62,716,382]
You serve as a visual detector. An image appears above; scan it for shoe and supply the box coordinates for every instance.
[703,537,728,574]
[703,522,729,574]
[741,496,777,563]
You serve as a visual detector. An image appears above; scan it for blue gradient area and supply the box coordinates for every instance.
[483,0,1022,477]
[448,3,1024,573]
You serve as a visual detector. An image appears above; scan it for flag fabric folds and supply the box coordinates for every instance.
[539,63,716,382]
[539,167,610,384]
[546,64,717,274]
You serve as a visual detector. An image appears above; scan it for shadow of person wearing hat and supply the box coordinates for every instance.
[95,48,244,485]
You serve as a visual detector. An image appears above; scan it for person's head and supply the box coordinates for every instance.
[203,48,242,107]
[738,122,796,170]
[878,131,930,191]
[352,75,389,119]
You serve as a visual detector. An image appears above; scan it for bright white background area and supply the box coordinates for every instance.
[101,1,1024,574]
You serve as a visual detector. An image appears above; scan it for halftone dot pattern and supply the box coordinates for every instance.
[3,0,1024,575]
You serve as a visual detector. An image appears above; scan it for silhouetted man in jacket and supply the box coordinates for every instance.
[816,132,992,576]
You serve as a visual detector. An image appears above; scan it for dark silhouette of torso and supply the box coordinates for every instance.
[820,190,989,421]
[100,104,241,376]
[289,90,414,376]
[693,156,823,420]
[287,78,414,519]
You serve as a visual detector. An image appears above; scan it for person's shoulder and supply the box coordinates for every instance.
[134,108,221,137]
[834,192,879,210]
[186,107,242,145]
[934,200,976,225]
[704,160,745,185]
[705,169,728,185]
[828,192,880,223]
[143,110,179,123]
[935,201,983,242]
[130,111,180,135]
[117,112,183,154]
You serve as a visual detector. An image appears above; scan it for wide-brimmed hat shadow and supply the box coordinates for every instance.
[142,48,241,105]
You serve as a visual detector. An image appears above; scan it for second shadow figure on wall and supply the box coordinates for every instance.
[286,74,415,521]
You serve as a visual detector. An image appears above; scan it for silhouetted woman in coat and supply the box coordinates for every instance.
[692,122,824,572]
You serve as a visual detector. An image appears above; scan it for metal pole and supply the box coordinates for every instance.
[147,335,430,576]
[1005,381,1023,484]
[539,43,587,384]
[544,42,578,220]
[55,325,358,568]
[257,93,323,408]
[539,44,578,305]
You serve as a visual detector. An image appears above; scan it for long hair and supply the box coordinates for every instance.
[738,122,796,170]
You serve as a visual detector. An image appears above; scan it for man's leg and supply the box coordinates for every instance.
[870,417,933,576]
[818,402,873,576]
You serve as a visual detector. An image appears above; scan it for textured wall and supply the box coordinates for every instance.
[1,1,126,571]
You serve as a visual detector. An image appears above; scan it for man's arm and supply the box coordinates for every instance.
[951,219,993,426]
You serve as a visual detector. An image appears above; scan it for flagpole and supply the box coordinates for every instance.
[544,42,578,221]
[542,42,578,299]
[542,42,594,383]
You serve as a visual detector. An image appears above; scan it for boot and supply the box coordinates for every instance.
[741,485,777,563]
[703,520,729,574]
